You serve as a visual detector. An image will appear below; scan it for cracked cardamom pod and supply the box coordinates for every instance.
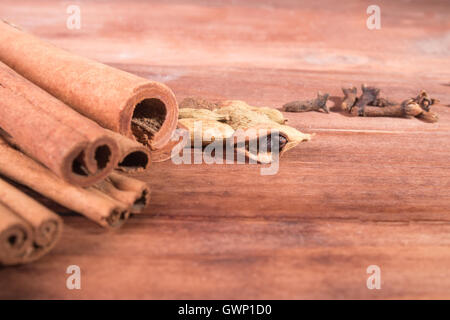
[217,100,286,124]
[179,97,221,110]
[232,123,311,164]
[215,105,273,130]
[178,118,234,146]
[248,107,286,124]
[178,108,229,122]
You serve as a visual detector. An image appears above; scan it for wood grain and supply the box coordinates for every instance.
[0,0,449,299]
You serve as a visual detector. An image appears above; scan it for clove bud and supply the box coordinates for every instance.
[282,92,329,113]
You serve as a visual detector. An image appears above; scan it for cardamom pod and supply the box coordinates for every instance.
[218,100,252,109]
[180,99,311,163]
[178,118,234,146]
[179,108,229,122]
[217,100,286,124]
[249,106,286,124]
[179,97,221,110]
[232,123,311,164]
[215,105,273,130]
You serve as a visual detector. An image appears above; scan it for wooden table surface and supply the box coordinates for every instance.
[0,0,449,299]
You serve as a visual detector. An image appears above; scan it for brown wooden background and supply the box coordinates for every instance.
[0,0,449,299]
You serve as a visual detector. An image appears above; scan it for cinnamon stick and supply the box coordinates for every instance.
[0,202,32,266]
[151,123,192,162]
[0,20,178,151]
[0,177,62,248]
[0,178,62,265]
[0,139,130,228]
[0,61,119,187]
[95,172,151,213]
[104,130,151,173]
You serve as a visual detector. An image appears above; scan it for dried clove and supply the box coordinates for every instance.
[341,87,357,112]
[354,84,380,115]
[340,85,439,123]
[282,92,329,113]
[371,97,397,108]
[412,90,439,112]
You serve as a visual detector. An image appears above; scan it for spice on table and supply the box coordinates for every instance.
[0,61,119,187]
[178,98,311,163]
[179,108,229,122]
[0,138,131,229]
[232,123,311,164]
[0,20,179,151]
[0,177,62,266]
[178,118,235,146]
[282,92,330,113]
[341,87,358,112]
[179,97,222,110]
[341,85,439,123]
[104,129,151,173]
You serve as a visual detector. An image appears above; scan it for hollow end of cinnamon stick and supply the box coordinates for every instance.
[0,139,130,229]
[104,129,151,173]
[0,61,119,187]
[85,136,120,176]
[104,207,130,228]
[126,83,179,151]
[0,203,32,266]
[0,21,178,153]
[117,149,150,173]
[34,218,61,248]
[18,213,62,265]
[57,137,119,187]
[0,177,63,250]
[0,226,31,265]
[62,144,113,188]
[80,188,131,229]
[3,135,117,188]
[131,188,150,213]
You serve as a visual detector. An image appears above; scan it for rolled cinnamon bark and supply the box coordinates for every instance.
[0,139,130,228]
[151,123,190,162]
[95,172,151,213]
[0,20,178,150]
[0,202,32,266]
[0,178,62,264]
[0,177,62,249]
[104,130,151,173]
[0,62,119,187]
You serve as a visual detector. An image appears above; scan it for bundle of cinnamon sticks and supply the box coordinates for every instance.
[0,21,180,266]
